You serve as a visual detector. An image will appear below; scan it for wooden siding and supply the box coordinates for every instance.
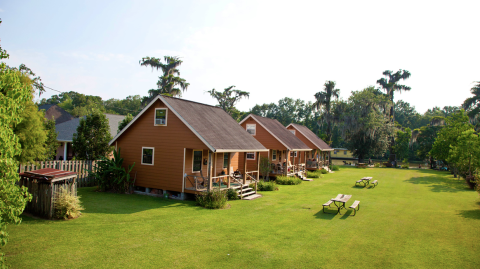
[240,118,286,150]
[116,100,208,192]
[287,125,317,150]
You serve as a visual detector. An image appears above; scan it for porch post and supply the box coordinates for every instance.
[243,152,247,185]
[256,151,260,193]
[285,150,290,176]
[227,153,231,188]
[214,153,219,189]
[64,142,67,160]
[208,151,212,191]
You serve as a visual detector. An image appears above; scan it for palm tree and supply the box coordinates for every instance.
[140,56,190,104]
[313,81,340,144]
[207,86,250,118]
[463,82,480,117]
[376,69,411,162]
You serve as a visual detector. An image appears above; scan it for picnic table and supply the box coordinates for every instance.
[332,194,352,214]
[357,163,367,168]
[355,177,372,187]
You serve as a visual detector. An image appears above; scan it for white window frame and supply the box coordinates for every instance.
[192,150,203,173]
[290,129,296,135]
[154,108,168,126]
[344,150,347,155]
[290,151,297,157]
[272,150,277,161]
[246,124,256,135]
[246,152,256,160]
[141,147,154,165]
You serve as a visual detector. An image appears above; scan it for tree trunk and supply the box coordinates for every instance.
[388,92,395,162]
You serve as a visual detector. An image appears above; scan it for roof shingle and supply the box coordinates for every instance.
[288,123,333,151]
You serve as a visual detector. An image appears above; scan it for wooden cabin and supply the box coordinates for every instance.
[286,123,334,170]
[109,96,267,199]
[239,114,311,178]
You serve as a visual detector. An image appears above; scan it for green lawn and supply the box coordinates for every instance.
[4,167,480,268]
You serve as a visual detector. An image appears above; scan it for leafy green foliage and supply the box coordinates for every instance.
[401,158,410,169]
[447,129,480,179]
[394,128,411,161]
[117,113,133,133]
[208,86,249,118]
[90,149,135,193]
[339,87,395,161]
[331,165,340,171]
[54,187,84,220]
[226,188,238,200]
[463,82,480,119]
[320,169,329,174]
[195,189,228,209]
[0,39,33,264]
[253,181,278,191]
[44,117,59,160]
[275,176,302,185]
[306,171,322,178]
[313,81,340,144]
[72,112,113,160]
[258,157,271,181]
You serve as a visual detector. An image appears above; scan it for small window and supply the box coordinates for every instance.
[334,150,337,154]
[223,153,229,168]
[246,152,255,160]
[344,150,347,155]
[142,147,154,165]
[155,108,167,126]
[193,150,202,172]
[290,151,297,157]
[246,124,256,135]
[272,150,277,161]
[290,130,295,135]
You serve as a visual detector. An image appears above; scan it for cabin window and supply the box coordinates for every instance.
[246,124,256,135]
[193,150,203,172]
[154,108,167,126]
[290,130,295,135]
[290,151,297,157]
[344,150,347,155]
[223,153,229,168]
[334,150,337,154]
[246,152,255,160]
[272,150,277,161]
[141,147,154,165]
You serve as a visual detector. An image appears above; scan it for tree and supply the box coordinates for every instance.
[118,113,134,133]
[72,112,113,160]
[463,81,480,129]
[393,128,412,161]
[313,81,340,144]
[0,35,32,264]
[207,86,250,118]
[448,129,480,181]
[377,70,411,161]
[413,125,442,168]
[339,87,394,162]
[44,117,59,160]
[140,56,189,104]
[430,110,473,177]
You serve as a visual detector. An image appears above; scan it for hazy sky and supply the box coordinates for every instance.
[1,0,479,113]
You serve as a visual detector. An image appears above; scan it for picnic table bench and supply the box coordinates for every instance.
[370,180,378,188]
[349,200,360,216]
[355,177,372,187]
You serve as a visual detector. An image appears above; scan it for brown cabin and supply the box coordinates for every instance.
[286,123,334,170]
[239,114,311,178]
[109,96,267,199]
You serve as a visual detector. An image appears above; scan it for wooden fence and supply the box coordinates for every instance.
[18,160,98,187]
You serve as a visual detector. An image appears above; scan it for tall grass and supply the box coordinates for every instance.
[195,189,228,209]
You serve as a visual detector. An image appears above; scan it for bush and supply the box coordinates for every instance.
[374,163,380,168]
[195,189,228,209]
[401,158,409,169]
[306,171,322,178]
[249,181,278,191]
[331,165,340,171]
[320,169,328,174]
[54,187,84,220]
[226,188,238,200]
[276,176,302,185]
[89,149,135,193]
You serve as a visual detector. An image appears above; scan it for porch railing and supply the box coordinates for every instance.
[184,174,209,191]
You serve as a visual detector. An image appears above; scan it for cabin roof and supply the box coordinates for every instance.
[109,96,267,152]
[56,114,125,142]
[240,114,311,151]
[287,123,333,151]
[38,104,74,124]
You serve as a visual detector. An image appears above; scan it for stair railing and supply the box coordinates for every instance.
[245,171,258,194]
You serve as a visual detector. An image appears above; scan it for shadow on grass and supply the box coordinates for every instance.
[457,202,480,220]
[405,174,472,193]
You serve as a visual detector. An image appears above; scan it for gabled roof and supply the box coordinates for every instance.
[109,96,267,152]
[286,123,334,151]
[56,114,125,142]
[38,104,74,124]
[239,114,311,151]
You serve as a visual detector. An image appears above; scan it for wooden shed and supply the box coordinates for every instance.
[19,168,77,219]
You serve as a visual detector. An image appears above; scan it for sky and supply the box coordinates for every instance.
[1,0,479,113]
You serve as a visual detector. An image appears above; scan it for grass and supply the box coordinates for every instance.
[4,167,480,268]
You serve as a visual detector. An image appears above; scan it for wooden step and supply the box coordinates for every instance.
[238,191,256,197]
[243,194,262,200]
[236,187,253,194]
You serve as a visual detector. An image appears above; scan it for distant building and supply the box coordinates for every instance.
[38,104,74,124]
[331,148,357,160]
[54,114,125,160]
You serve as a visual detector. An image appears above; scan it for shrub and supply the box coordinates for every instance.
[374,163,380,168]
[195,189,228,209]
[89,149,135,193]
[249,181,278,191]
[331,165,340,171]
[401,158,409,169]
[306,171,322,178]
[54,187,84,220]
[276,176,302,185]
[226,188,238,200]
[320,169,328,174]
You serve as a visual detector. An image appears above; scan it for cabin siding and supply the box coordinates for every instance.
[240,118,286,150]
[116,100,208,192]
